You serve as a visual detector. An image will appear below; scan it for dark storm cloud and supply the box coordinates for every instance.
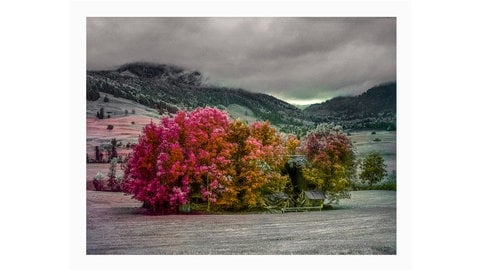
[87,17,395,105]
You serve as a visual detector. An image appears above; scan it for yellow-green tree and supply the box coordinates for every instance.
[301,125,356,204]
[360,152,387,187]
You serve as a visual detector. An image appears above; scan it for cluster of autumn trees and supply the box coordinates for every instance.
[123,107,359,213]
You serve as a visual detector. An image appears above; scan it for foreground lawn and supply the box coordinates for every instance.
[87,190,396,254]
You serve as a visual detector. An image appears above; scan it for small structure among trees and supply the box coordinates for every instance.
[304,190,326,207]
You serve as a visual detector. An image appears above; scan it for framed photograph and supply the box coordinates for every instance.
[72,1,411,269]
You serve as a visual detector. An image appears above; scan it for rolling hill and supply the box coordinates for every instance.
[304,82,396,130]
[86,62,396,139]
[87,62,312,130]
[86,62,317,161]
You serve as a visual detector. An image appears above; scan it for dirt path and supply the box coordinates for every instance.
[87,190,396,254]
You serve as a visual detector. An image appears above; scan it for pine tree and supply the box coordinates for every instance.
[95,146,101,162]
[110,138,118,159]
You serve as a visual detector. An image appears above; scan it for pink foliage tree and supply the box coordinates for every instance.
[123,122,168,211]
[123,108,233,213]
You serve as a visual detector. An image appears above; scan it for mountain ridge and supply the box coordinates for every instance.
[87,62,313,135]
[304,82,396,130]
[87,62,395,132]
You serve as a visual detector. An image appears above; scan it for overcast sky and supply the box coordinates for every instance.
[87,17,396,106]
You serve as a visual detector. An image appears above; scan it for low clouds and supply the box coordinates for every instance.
[87,17,395,105]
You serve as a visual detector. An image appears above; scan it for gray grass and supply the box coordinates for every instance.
[87,190,396,255]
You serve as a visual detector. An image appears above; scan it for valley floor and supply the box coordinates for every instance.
[87,190,396,255]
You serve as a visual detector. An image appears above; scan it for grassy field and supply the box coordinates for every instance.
[86,96,266,165]
[87,190,396,255]
[350,130,396,176]
[87,93,162,160]
[86,130,396,182]
[87,92,161,119]
[86,163,124,182]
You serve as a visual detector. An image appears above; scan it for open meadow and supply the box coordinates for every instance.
[87,190,396,255]
[86,129,397,182]
[350,130,396,176]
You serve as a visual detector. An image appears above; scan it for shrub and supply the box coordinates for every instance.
[92,180,104,191]
[97,107,105,119]
[107,124,114,131]
[87,89,100,101]
[377,180,396,190]
[116,175,124,184]
[103,95,109,102]
[108,158,122,191]
[94,172,105,181]
[92,172,105,191]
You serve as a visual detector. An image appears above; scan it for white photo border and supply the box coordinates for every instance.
[71,1,412,269]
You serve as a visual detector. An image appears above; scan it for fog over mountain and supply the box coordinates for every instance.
[87,17,396,106]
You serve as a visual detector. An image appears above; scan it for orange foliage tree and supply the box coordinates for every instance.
[217,120,289,209]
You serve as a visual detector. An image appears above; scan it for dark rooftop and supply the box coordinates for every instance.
[304,190,326,200]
